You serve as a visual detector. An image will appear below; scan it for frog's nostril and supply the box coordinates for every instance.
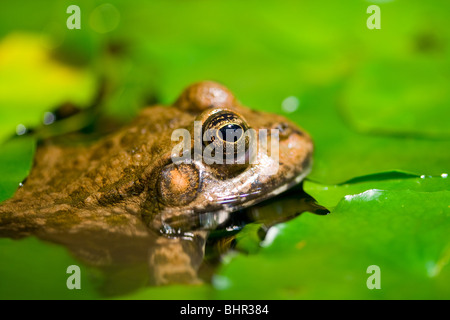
[272,122,293,139]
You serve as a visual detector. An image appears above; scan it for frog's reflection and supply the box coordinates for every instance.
[0,184,328,296]
[52,227,208,293]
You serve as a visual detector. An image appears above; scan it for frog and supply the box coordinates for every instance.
[0,81,315,289]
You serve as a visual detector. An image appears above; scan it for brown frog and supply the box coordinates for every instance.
[0,81,315,291]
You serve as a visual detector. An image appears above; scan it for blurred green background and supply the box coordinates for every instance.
[0,0,449,299]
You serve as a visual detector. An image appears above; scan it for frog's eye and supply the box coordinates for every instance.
[158,163,200,206]
[201,110,250,162]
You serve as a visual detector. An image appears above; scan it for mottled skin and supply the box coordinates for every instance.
[0,81,313,288]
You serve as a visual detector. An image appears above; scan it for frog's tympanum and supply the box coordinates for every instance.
[0,81,317,293]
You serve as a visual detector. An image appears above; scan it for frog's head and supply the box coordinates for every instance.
[148,81,313,234]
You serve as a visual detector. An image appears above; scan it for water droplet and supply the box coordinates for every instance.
[426,261,439,277]
[345,189,384,201]
[212,275,231,290]
[43,112,56,125]
[281,96,299,113]
[260,224,284,247]
[420,175,426,179]
[16,124,27,135]
[441,173,448,178]
[89,3,121,34]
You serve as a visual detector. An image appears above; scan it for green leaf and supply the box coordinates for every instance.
[0,33,97,144]
[289,85,450,184]
[305,170,450,209]
[214,174,450,299]
[0,137,35,202]
[0,237,101,299]
[342,59,450,138]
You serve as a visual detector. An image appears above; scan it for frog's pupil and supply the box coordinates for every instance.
[219,124,243,142]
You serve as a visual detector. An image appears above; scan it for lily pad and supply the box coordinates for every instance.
[214,173,450,299]
[305,170,450,209]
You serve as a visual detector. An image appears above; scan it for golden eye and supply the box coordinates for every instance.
[202,110,249,160]
[198,109,252,177]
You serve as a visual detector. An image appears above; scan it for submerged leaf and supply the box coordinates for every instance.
[0,237,100,299]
